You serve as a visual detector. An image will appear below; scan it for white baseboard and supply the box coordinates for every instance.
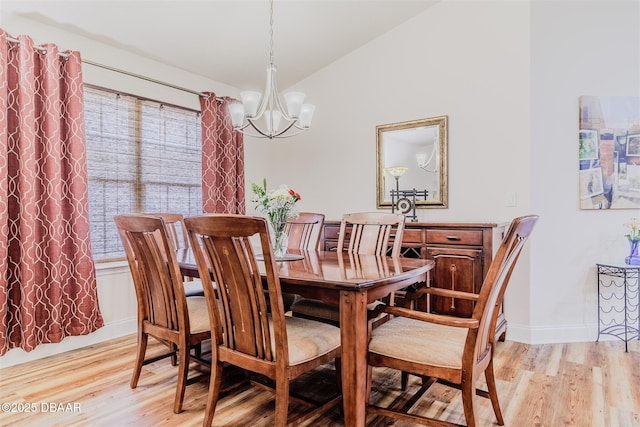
[0,317,137,369]
[506,322,600,345]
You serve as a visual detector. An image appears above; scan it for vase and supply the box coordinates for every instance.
[625,238,640,265]
[268,220,288,258]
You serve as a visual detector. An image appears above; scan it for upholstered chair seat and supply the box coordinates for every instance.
[269,315,341,365]
[185,296,210,334]
[182,278,205,298]
[369,316,466,369]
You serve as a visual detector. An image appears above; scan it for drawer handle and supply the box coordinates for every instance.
[446,235,461,241]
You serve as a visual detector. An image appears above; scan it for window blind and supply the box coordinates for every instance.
[84,86,202,261]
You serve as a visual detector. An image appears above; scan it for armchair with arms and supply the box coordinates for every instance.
[366,215,539,426]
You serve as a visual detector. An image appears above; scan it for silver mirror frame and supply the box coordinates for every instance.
[376,116,448,209]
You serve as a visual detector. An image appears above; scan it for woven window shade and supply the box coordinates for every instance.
[84,86,202,260]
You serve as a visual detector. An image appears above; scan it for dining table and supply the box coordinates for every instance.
[176,248,435,427]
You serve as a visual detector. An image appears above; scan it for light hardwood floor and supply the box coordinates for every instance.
[1,334,639,426]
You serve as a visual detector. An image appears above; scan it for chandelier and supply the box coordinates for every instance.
[228,0,315,139]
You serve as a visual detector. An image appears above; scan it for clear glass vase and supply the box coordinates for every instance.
[268,220,288,258]
[625,238,640,265]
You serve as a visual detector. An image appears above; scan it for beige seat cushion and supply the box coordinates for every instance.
[183,278,205,297]
[186,296,210,334]
[368,316,467,370]
[269,316,341,365]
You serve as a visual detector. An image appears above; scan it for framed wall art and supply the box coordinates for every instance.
[626,133,640,157]
[579,167,604,199]
[579,96,640,209]
[579,129,599,160]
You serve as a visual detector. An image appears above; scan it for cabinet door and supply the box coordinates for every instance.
[426,247,483,317]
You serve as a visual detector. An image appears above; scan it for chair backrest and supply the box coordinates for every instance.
[148,213,189,251]
[115,214,189,333]
[337,212,406,257]
[184,214,289,364]
[470,215,538,362]
[283,212,325,251]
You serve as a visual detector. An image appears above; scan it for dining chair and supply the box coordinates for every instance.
[184,214,342,427]
[274,212,325,312]
[366,215,538,426]
[148,212,205,297]
[114,214,211,414]
[283,212,325,250]
[289,212,406,326]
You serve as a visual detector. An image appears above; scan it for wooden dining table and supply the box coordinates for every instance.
[177,248,434,427]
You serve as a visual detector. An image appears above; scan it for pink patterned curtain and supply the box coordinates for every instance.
[199,93,245,214]
[0,30,104,355]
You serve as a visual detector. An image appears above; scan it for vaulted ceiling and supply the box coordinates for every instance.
[3,1,438,89]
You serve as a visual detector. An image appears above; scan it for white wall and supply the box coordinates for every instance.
[247,1,530,225]
[529,0,640,343]
[247,0,535,339]
[248,0,640,345]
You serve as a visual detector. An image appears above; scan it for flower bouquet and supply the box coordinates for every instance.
[624,219,640,265]
[251,179,301,257]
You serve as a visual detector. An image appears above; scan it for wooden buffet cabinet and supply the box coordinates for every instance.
[320,221,508,338]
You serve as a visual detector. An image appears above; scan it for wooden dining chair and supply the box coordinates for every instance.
[290,212,406,326]
[184,214,342,427]
[366,215,538,426]
[148,212,205,297]
[283,212,325,250]
[114,214,211,414]
[273,212,325,312]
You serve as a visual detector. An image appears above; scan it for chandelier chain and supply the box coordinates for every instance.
[269,0,274,66]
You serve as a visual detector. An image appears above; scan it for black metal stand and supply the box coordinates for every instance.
[596,263,640,351]
[390,188,428,222]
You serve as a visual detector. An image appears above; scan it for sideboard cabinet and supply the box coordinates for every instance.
[320,221,507,337]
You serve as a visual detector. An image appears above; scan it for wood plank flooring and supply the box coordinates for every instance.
[1,334,639,426]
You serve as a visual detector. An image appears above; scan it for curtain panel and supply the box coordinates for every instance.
[199,93,245,214]
[0,30,103,355]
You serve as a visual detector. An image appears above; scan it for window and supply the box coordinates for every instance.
[84,86,202,261]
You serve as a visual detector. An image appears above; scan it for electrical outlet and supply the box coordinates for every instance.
[505,192,517,207]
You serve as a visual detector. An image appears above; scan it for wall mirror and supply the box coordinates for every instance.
[376,116,448,211]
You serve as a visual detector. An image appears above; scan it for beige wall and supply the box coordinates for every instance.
[245,0,535,340]
[529,0,640,342]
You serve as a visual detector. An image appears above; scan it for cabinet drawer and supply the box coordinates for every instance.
[426,229,483,246]
[323,225,341,240]
[401,228,423,244]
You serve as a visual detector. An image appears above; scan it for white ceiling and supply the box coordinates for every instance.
[4,0,438,90]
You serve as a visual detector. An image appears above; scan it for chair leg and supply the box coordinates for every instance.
[485,360,505,425]
[203,361,224,427]
[170,342,178,366]
[401,371,409,390]
[274,375,290,427]
[461,374,479,427]
[366,365,373,403]
[131,331,148,388]
[173,341,190,413]
[334,357,342,394]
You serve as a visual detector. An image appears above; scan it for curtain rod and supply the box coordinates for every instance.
[5,35,223,102]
